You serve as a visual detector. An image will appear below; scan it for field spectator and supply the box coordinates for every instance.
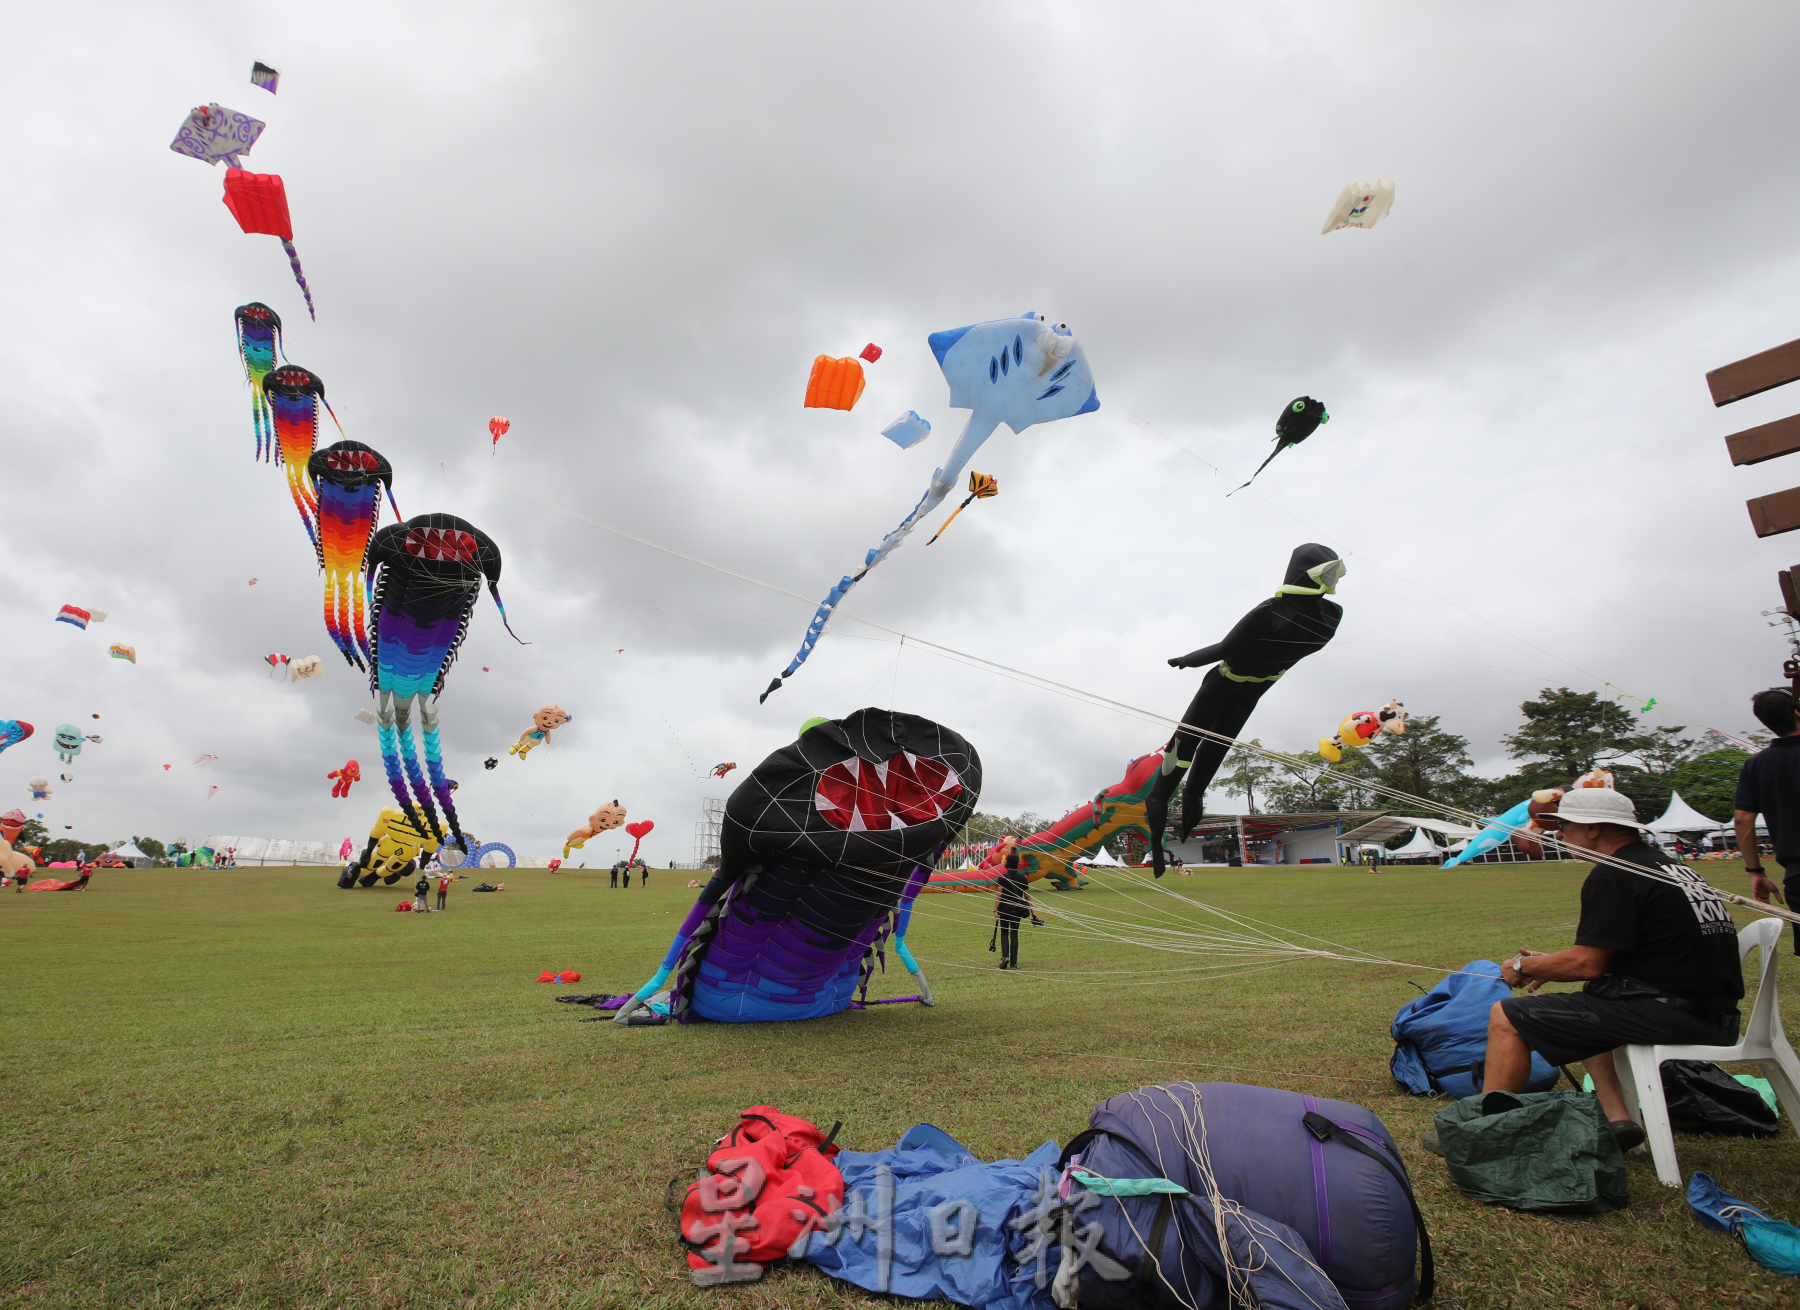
[1735,687,1800,950]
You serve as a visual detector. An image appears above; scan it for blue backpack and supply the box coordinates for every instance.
[1392,960,1562,1098]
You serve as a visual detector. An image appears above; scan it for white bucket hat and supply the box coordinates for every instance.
[1553,787,1639,827]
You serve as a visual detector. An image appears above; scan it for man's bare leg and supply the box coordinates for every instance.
[1481,1002,1534,1092]
[1582,1050,1631,1123]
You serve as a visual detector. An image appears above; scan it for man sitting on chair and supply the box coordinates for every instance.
[1482,787,1744,1151]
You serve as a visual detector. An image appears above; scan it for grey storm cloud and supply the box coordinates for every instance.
[2,1,1797,856]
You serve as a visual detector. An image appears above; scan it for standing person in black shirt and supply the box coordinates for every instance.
[610,862,620,889]
[1734,687,1800,947]
[1147,544,1345,876]
[1466,787,1743,1153]
[994,851,1031,970]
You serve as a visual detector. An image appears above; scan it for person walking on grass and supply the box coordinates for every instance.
[994,850,1031,970]
[638,862,649,889]
[1423,786,1743,1158]
[1734,687,1800,951]
[414,872,430,913]
[436,871,450,911]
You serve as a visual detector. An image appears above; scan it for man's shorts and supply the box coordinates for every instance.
[1500,991,1739,1067]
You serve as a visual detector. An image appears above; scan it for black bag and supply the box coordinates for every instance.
[1661,1060,1779,1137]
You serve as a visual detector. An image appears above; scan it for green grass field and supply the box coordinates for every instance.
[3,860,1799,1309]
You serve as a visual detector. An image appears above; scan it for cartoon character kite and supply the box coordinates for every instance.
[328,760,361,798]
[564,800,626,860]
[510,706,570,760]
[764,312,1099,701]
[1229,397,1330,495]
[52,725,83,764]
[1318,700,1406,763]
[1147,544,1346,876]
[709,761,736,779]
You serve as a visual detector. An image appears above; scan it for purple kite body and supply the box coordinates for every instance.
[251,62,280,95]
[611,710,979,1025]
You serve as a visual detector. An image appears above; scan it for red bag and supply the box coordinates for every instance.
[396,901,413,912]
[681,1107,844,1285]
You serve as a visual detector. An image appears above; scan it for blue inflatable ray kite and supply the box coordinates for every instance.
[1440,798,1531,869]
[761,313,1099,701]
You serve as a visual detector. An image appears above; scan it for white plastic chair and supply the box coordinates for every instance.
[1613,915,1800,1186]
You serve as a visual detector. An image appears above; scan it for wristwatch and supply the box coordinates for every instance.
[1506,956,1525,983]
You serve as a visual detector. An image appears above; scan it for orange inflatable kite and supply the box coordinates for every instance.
[803,356,866,411]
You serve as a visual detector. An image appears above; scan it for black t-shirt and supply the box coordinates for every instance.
[1574,841,1743,1009]
[996,869,1029,918]
[1734,736,1800,862]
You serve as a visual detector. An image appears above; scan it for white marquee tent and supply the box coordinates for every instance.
[1645,791,1734,834]
[1387,828,1446,860]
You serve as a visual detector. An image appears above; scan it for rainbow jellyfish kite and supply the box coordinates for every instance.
[263,365,336,549]
[611,709,979,1025]
[307,441,399,670]
[233,303,284,462]
[366,513,525,854]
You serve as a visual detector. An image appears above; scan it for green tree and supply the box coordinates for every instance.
[1663,749,1752,823]
[1363,715,1474,806]
[1218,740,1279,813]
[11,817,49,849]
[134,837,168,860]
[1261,750,1374,813]
[1502,687,1645,787]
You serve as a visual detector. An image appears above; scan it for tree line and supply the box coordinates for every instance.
[954,687,1758,853]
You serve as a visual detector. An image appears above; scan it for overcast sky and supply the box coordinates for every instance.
[3,2,1798,861]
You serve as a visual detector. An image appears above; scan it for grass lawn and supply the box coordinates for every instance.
[3,859,1799,1309]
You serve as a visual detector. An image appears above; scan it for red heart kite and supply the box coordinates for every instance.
[624,819,654,864]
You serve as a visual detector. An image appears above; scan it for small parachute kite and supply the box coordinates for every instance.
[804,355,868,411]
[880,411,932,450]
[55,605,104,630]
[765,312,1099,701]
[483,757,499,771]
[1229,397,1330,495]
[710,761,736,779]
[194,755,218,766]
[1321,178,1395,234]
[234,303,284,461]
[250,61,280,94]
[0,722,33,756]
[489,417,510,454]
[52,726,83,763]
[207,786,219,800]
[108,644,136,664]
[266,653,291,678]
[1318,700,1406,763]
[353,708,378,726]
[925,471,998,546]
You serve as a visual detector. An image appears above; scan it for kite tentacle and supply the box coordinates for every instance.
[1227,443,1287,497]
[420,703,461,850]
[392,699,443,843]
[375,700,431,839]
[281,239,316,321]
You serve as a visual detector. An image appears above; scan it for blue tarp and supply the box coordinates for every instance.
[802,1124,1060,1309]
[1392,959,1561,1098]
